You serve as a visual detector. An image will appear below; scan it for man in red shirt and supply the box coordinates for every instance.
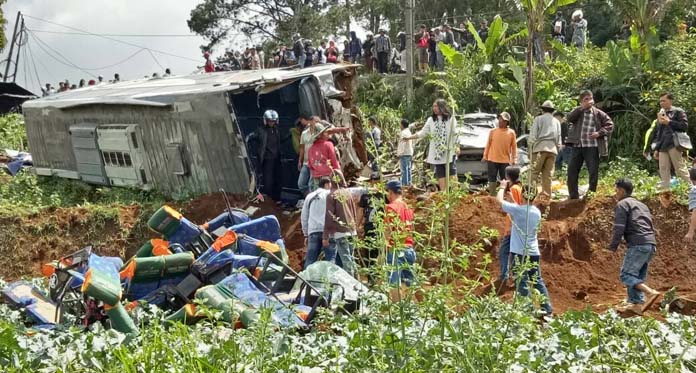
[384,180,416,301]
[308,123,341,189]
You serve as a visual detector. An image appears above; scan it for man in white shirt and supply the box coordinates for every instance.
[301,177,334,269]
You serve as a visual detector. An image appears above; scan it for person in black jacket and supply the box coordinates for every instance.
[247,110,282,202]
[293,34,306,67]
[646,92,690,189]
[609,179,660,315]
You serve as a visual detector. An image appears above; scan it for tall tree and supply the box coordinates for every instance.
[0,0,7,52]
[188,0,348,48]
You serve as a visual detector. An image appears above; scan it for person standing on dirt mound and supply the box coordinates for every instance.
[496,179,553,316]
[529,101,562,198]
[384,180,416,302]
[609,179,660,315]
[496,166,524,289]
[565,90,614,200]
[646,92,690,190]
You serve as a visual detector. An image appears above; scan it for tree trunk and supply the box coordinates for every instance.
[524,27,535,134]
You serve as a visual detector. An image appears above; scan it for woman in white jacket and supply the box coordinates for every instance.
[405,99,459,191]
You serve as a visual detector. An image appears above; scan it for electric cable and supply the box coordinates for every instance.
[24,15,200,63]
[27,30,97,78]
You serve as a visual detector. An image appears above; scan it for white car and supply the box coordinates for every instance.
[455,113,529,182]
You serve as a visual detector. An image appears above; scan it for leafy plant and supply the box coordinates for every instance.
[0,114,27,151]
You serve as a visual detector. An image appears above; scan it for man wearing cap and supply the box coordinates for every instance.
[483,112,518,195]
[384,180,416,301]
[566,90,614,199]
[529,101,562,198]
[375,28,392,74]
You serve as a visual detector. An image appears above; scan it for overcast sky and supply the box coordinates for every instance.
[0,0,215,94]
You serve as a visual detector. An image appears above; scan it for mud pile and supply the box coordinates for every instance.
[0,205,148,280]
[447,195,696,313]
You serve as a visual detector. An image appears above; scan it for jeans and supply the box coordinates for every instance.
[298,55,306,68]
[555,146,572,172]
[399,155,412,186]
[387,247,416,286]
[567,146,599,199]
[511,254,553,314]
[620,244,656,304]
[298,164,311,194]
[498,235,511,281]
[331,236,356,277]
[377,51,389,73]
[304,232,336,269]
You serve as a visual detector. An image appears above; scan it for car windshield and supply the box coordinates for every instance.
[463,118,495,128]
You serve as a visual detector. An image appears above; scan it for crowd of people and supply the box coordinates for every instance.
[40,69,172,97]
[259,88,690,316]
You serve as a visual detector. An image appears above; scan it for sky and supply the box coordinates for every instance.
[0,0,214,94]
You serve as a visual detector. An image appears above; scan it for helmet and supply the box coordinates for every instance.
[263,110,279,123]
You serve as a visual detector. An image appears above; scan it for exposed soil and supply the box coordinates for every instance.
[0,205,150,281]
[445,194,696,314]
[3,190,694,316]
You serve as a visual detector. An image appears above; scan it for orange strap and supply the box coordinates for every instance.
[151,239,172,256]
[212,230,238,252]
[255,240,280,254]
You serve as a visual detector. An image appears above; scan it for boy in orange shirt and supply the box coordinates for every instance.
[483,112,518,195]
[497,166,523,290]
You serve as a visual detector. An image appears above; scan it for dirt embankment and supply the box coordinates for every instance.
[0,205,151,280]
[3,191,693,315]
[446,195,696,313]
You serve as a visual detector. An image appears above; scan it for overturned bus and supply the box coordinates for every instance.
[22,64,367,202]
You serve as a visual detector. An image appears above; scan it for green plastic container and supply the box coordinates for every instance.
[128,253,194,283]
[164,304,200,325]
[147,205,182,237]
[134,239,171,258]
[106,303,138,335]
[195,285,249,323]
[81,269,122,306]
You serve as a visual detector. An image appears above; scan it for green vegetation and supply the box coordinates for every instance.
[0,171,165,216]
[0,114,27,151]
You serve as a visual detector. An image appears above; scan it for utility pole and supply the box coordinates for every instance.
[405,0,414,105]
[3,11,22,82]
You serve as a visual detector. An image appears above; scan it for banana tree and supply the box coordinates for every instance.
[612,0,673,67]
[466,15,527,71]
[519,0,577,131]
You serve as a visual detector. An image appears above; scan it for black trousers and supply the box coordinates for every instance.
[377,51,389,73]
[261,156,282,201]
[567,146,599,199]
[487,161,508,183]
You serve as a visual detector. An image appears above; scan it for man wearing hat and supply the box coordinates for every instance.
[384,180,416,301]
[307,122,342,190]
[375,28,392,74]
[483,112,518,195]
[529,100,562,198]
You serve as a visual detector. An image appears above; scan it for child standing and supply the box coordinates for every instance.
[398,119,415,186]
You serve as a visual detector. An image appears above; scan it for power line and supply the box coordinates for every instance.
[28,29,204,37]
[26,36,42,89]
[26,35,57,84]
[146,48,164,70]
[27,30,97,78]
[24,14,201,63]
